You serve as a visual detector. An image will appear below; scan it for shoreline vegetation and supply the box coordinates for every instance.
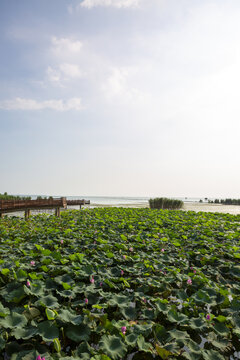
[208,198,240,205]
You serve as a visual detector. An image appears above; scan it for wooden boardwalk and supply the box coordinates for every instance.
[0,198,90,218]
[67,199,90,209]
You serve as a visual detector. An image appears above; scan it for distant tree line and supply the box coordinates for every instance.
[149,197,183,210]
[0,192,31,200]
[208,198,240,205]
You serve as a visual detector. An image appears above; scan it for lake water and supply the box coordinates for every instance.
[28,195,210,207]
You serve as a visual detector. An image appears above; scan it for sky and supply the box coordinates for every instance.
[0,0,240,198]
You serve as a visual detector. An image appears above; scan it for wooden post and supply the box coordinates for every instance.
[25,209,31,219]
[55,208,60,216]
[79,205,82,209]
[0,213,3,218]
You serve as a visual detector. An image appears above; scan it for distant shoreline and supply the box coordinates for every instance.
[2,201,240,217]
[84,201,240,214]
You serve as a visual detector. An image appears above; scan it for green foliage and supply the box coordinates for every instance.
[0,192,31,200]
[149,197,183,209]
[0,207,239,358]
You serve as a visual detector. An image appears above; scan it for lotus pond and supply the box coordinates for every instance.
[0,208,240,360]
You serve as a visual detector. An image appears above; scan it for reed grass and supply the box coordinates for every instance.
[149,197,183,210]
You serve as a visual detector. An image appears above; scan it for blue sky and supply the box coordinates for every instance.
[0,0,240,197]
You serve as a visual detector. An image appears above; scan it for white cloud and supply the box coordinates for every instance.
[47,63,82,84]
[102,67,151,106]
[59,63,82,78]
[51,37,82,55]
[0,97,83,111]
[80,0,140,9]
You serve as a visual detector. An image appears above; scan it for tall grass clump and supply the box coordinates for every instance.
[149,197,183,210]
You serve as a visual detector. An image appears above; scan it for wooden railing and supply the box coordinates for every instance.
[0,197,90,218]
[0,197,67,211]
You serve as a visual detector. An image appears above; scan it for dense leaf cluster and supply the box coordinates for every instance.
[0,208,240,359]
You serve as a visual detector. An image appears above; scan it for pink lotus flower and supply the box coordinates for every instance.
[90,276,94,284]
[187,278,192,285]
[100,282,103,287]
[123,255,126,259]
[42,358,45,360]
[121,326,127,335]
[161,248,165,252]
[30,260,35,266]
[206,314,210,320]
[84,298,88,304]
[60,239,63,244]
[129,247,133,252]
[143,298,147,303]
[121,270,124,276]
[36,356,41,360]
[26,280,30,287]
[193,270,196,274]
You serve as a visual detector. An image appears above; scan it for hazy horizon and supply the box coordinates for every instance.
[1,0,240,198]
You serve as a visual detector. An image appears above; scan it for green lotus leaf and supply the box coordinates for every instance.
[137,334,153,353]
[207,332,230,350]
[125,332,139,346]
[154,324,168,343]
[37,320,59,341]
[168,329,190,341]
[0,312,27,329]
[216,315,226,323]
[213,322,229,336]
[192,289,212,304]
[0,302,10,317]
[45,308,56,320]
[99,335,127,359]
[92,355,112,360]
[155,344,174,360]
[9,350,40,360]
[141,308,157,320]
[24,307,41,320]
[25,282,45,296]
[167,309,188,324]
[0,283,26,303]
[0,335,5,351]
[66,324,90,342]
[1,268,10,275]
[11,325,38,340]
[155,300,169,314]
[202,349,225,360]
[37,295,59,308]
[108,294,129,307]
[189,317,207,330]
[120,306,137,320]
[15,268,28,280]
[175,289,188,301]
[58,309,82,325]
[187,339,201,353]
